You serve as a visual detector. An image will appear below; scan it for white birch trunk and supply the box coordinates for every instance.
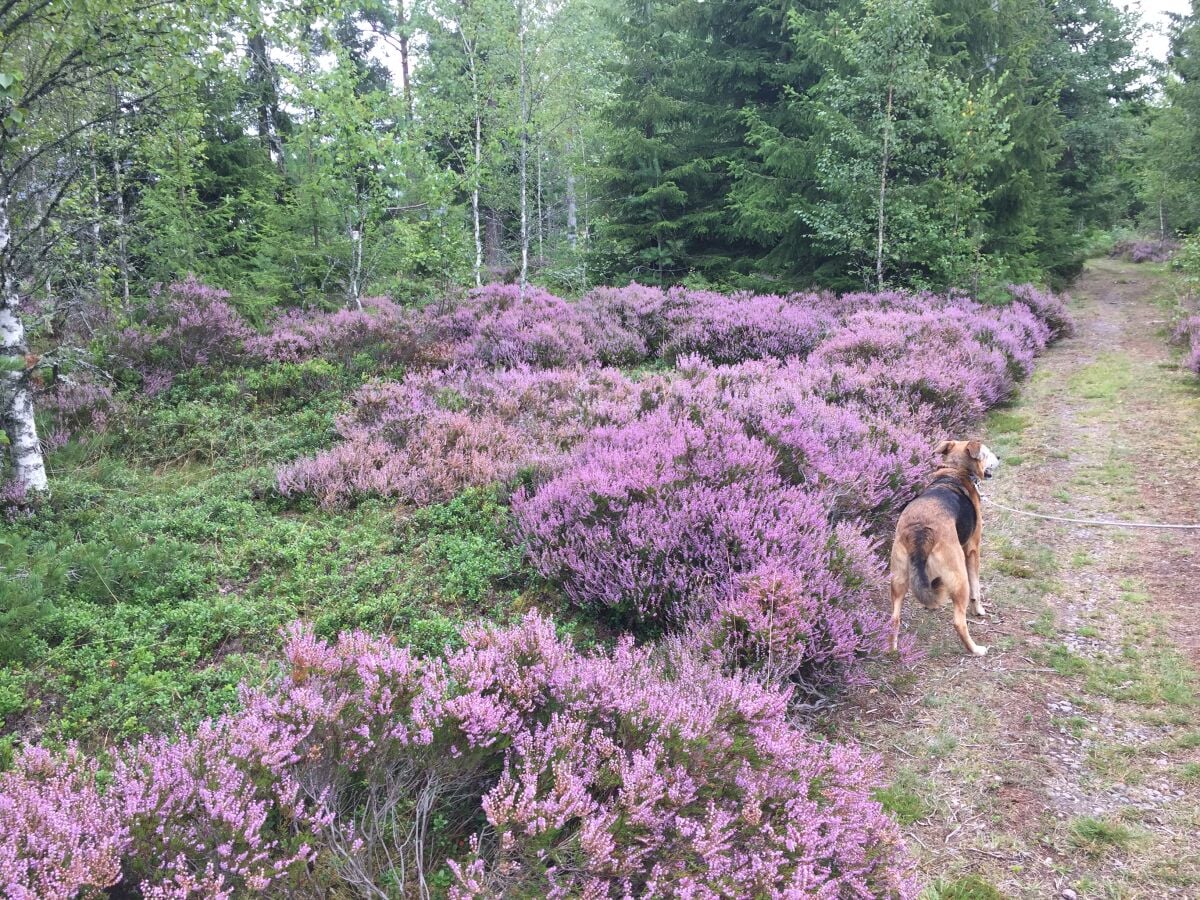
[349,208,364,309]
[517,0,529,297]
[462,29,483,288]
[0,187,48,493]
[536,136,543,262]
[876,84,893,291]
[566,138,577,249]
[114,155,130,310]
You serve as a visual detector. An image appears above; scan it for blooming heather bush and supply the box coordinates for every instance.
[239,615,912,897]
[445,615,912,898]
[693,545,888,694]
[0,615,915,897]
[124,274,250,374]
[1007,283,1074,340]
[575,282,675,363]
[512,408,870,629]
[36,376,115,449]
[1,478,29,520]
[1174,315,1200,376]
[277,366,647,507]
[663,289,834,363]
[436,283,597,369]
[667,356,929,529]
[1111,238,1178,264]
[806,310,1014,431]
[245,296,430,368]
[0,746,127,899]
[277,414,534,508]
[113,277,252,383]
[113,722,314,897]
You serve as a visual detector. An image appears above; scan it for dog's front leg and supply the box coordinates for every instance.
[966,547,986,617]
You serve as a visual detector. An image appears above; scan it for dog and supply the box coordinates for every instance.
[888,440,1000,657]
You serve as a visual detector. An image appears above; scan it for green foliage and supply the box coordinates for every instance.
[1,366,536,745]
[601,0,1141,291]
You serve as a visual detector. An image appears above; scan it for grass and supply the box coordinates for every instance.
[873,769,931,825]
[921,875,1008,900]
[1067,352,1135,402]
[1069,816,1138,856]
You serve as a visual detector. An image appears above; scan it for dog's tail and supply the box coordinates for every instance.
[909,526,939,603]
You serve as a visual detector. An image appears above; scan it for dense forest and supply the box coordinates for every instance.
[3,0,1200,897]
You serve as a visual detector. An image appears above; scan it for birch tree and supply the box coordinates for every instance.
[0,0,202,494]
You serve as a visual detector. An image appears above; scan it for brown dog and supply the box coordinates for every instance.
[888,440,1000,657]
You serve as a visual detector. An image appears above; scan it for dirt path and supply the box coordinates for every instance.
[840,259,1200,899]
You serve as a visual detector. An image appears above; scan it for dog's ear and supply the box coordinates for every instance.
[934,440,953,456]
[967,440,983,460]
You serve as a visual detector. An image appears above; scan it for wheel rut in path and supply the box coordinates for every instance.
[838,259,1200,899]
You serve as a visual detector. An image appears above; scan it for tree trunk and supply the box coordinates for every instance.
[248,31,285,171]
[1159,197,1165,244]
[0,187,48,493]
[517,1,529,296]
[462,29,482,287]
[566,138,577,250]
[536,136,544,262]
[396,0,414,122]
[349,193,364,309]
[114,154,130,310]
[484,207,501,270]
[90,148,103,260]
[876,83,893,291]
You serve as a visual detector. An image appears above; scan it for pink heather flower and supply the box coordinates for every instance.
[0,745,128,899]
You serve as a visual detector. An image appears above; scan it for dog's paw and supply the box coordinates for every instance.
[971,645,989,657]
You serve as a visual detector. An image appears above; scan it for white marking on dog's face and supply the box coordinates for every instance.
[980,444,1000,479]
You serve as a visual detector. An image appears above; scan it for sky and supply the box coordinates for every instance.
[1137,0,1193,61]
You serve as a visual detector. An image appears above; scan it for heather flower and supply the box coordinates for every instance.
[663,288,834,363]
[110,276,252,384]
[36,376,115,446]
[246,296,426,367]
[1175,315,1200,376]
[512,407,853,626]
[575,282,676,362]
[1006,282,1074,339]
[0,746,127,899]
[435,283,598,369]
[1111,238,1178,264]
[0,615,917,898]
[277,366,646,507]
[1,478,30,520]
[113,719,313,897]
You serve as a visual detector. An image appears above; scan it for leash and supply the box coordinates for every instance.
[979,494,1200,531]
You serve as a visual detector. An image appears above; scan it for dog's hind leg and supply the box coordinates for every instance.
[966,548,986,617]
[952,580,988,657]
[889,563,908,652]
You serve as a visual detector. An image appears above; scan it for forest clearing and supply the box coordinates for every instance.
[4,0,1200,897]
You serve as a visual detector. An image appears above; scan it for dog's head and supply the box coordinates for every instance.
[934,439,999,481]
